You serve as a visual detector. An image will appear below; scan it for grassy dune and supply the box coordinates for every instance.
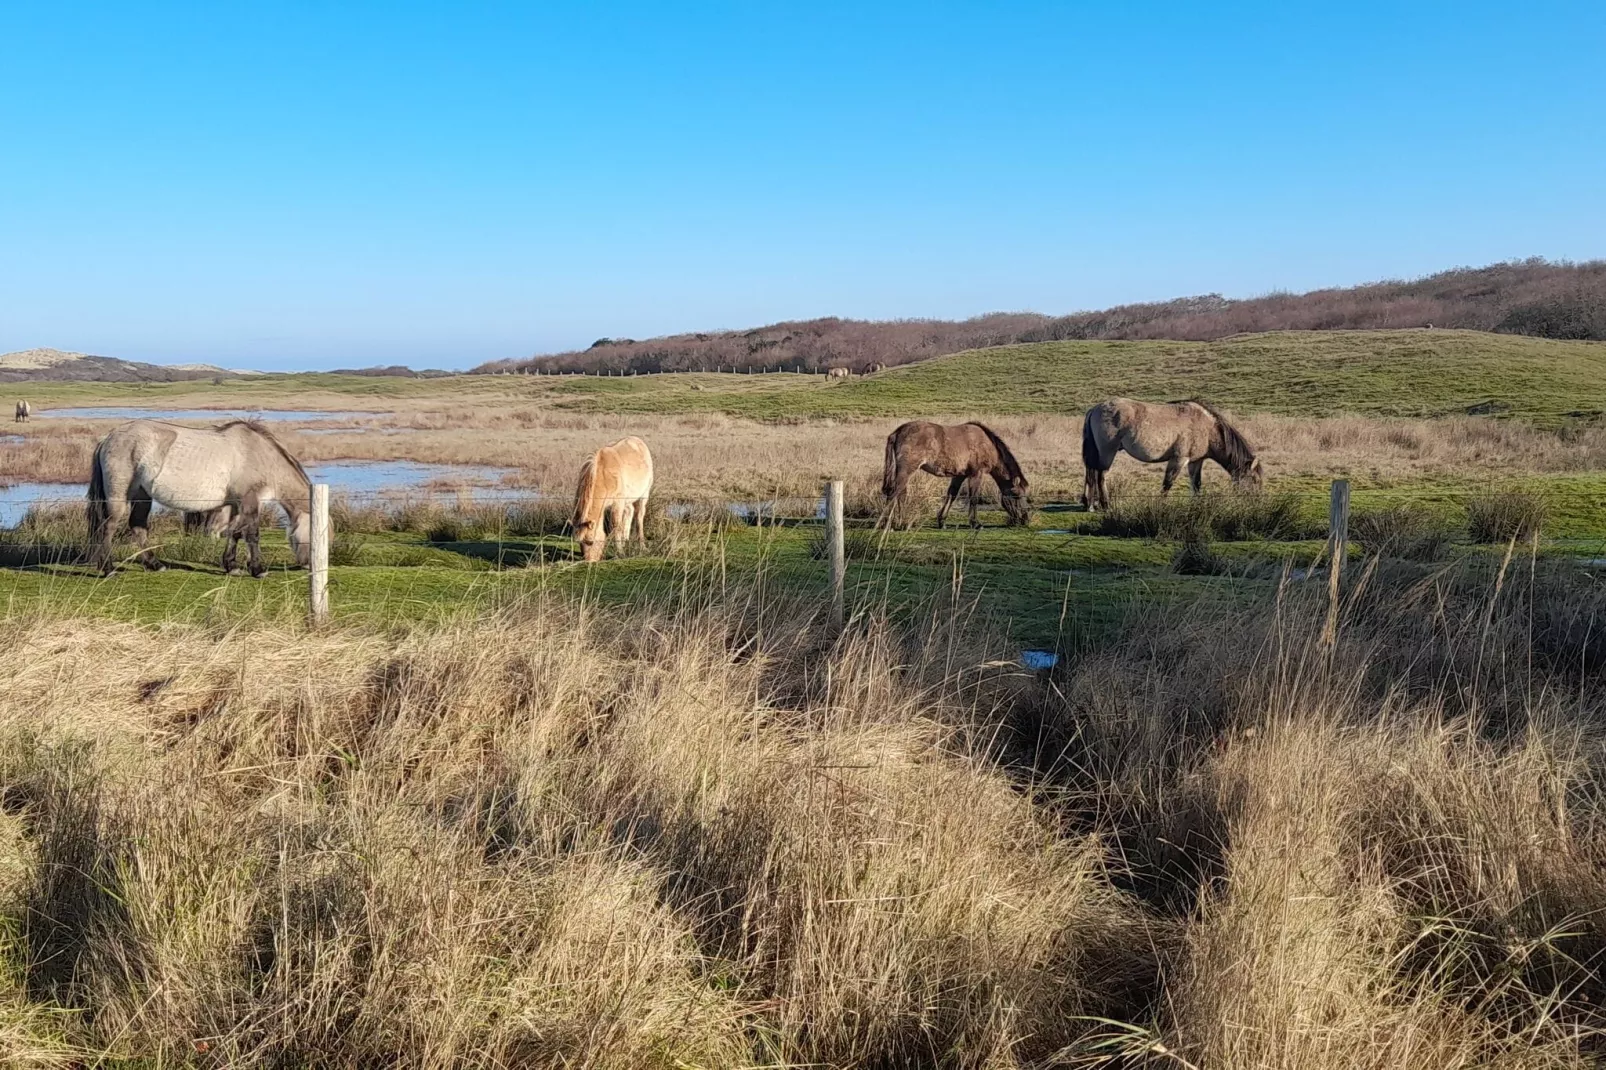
[551,329,1606,423]
[8,330,1603,428]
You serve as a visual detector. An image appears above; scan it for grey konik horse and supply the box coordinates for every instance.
[87,419,311,576]
[14,400,30,422]
[1081,398,1263,510]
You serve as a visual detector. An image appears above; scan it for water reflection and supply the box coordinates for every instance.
[37,407,388,422]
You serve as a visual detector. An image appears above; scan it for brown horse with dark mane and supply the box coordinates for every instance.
[882,420,1030,527]
[1081,397,1262,510]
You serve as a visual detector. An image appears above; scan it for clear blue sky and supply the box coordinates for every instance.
[2,2,1602,371]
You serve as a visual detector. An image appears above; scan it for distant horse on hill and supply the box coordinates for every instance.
[572,436,654,562]
[14,401,29,422]
[826,366,851,380]
[882,420,1030,528]
[865,362,886,374]
[87,419,311,576]
[1081,398,1263,510]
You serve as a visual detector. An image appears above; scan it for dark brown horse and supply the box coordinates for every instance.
[882,420,1030,527]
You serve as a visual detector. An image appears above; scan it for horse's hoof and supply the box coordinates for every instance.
[249,568,267,579]
[226,567,247,577]
[144,562,167,572]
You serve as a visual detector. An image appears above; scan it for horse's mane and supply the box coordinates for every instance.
[968,422,1025,482]
[217,419,311,483]
[572,454,600,529]
[1187,400,1257,475]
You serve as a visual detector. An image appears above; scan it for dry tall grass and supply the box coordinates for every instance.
[0,559,1604,1067]
[6,409,1604,504]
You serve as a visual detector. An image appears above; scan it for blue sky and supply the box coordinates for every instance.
[2,2,1602,371]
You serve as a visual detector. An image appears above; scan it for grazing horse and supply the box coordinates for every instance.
[14,401,30,422]
[882,420,1030,527]
[1081,398,1263,510]
[865,362,886,374]
[572,436,654,562]
[87,419,311,576]
[826,366,851,380]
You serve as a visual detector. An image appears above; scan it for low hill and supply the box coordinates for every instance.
[0,348,250,383]
[548,329,1606,425]
[481,258,1606,375]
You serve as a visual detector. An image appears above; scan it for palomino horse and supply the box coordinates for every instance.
[1081,398,1263,510]
[826,366,851,380]
[87,419,311,576]
[14,401,30,422]
[572,436,654,562]
[882,420,1030,527]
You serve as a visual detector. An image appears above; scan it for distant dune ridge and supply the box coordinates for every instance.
[0,348,257,383]
[481,257,1606,376]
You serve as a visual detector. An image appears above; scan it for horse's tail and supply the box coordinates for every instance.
[86,438,109,548]
[882,428,902,499]
[1081,408,1104,472]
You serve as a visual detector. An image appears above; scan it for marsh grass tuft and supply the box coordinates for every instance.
[1094,490,1315,541]
[1466,486,1548,542]
[1351,503,1456,561]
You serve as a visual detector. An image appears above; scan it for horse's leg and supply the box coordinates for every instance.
[632,498,648,545]
[881,463,913,528]
[221,505,242,574]
[222,494,259,575]
[242,493,268,578]
[97,497,130,576]
[1161,456,1183,495]
[935,476,964,528]
[128,494,164,571]
[966,475,983,529]
[1188,458,1205,495]
[612,501,633,551]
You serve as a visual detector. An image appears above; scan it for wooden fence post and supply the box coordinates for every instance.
[309,483,330,626]
[826,480,845,630]
[1323,479,1349,645]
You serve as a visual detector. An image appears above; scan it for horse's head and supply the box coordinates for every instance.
[1235,457,1265,490]
[1003,475,1032,525]
[575,518,606,562]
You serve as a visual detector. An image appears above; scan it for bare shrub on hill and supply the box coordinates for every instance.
[482,258,1606,374]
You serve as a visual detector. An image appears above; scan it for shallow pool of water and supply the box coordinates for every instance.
[37,407,388,422]
[306,460,516,498]
[0,434,23,446]
[0,461,520,527]
[0,483,86,528]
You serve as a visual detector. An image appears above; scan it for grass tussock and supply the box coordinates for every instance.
[1467,485,1549,542]
[1092,488,1316,541]
[1351,502,1455,560]
[1,557,1605,1065]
